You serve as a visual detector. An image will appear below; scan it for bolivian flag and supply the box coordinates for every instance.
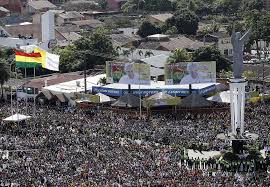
[15,51,42,68]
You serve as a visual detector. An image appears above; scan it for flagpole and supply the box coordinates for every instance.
[15,68,19,119]
[10,86,13,116]
[139,63,142,118]
[25,67,28,114]
[33,67,36,117]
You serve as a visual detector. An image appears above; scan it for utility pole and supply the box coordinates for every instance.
[84,55,87,94]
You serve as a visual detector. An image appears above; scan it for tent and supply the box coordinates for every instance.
[148,92,174,100]
[3,113,31,122]
[112,93,141,108]
[207,91,230,103]
[180,94,212,108]
[95,93,116,103]
[145,92,180,107]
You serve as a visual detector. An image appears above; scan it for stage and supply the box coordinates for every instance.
[42,74,219,99]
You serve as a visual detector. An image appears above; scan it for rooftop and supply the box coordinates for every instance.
[149,13,173,22]
[72,19,104,26]
[28,0,57,10]
[111,33,140,47]
[58,11,84,19]
[23,72,85,90]
[0,6,10,13]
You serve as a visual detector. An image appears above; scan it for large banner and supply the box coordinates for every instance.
[165,61,216,85]
[106,62,150,85]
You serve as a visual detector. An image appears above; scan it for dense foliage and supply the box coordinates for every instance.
[137,21,161,38]
[193,46,231,72]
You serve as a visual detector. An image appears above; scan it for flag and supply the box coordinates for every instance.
[15,51,42,68]
[34,48,59,71]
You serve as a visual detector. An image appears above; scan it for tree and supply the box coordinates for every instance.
[0,60,10,100]
[74,28,116,70]
[216,0,241,15]
[137,49,144,57]
[165,9,199,35]
[122,50,131,58]
[242,0,264,11]
[54,45,81,73]
[99,0,108,10]
[129,47,136,58]
[137,21,161,38]
[167,48,191,64]
[193,46,231,72]
[98,77,107,85]
[144,50,154,58]
[245,10,270,59]
[121,0,172,12]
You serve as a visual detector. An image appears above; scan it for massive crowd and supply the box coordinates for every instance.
[0,101,270,186]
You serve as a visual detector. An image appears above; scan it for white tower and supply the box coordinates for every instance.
[41,10,55,50]
[229,78,247,136]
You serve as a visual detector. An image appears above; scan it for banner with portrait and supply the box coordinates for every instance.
[106,61,150,85]
[164,61,216,85]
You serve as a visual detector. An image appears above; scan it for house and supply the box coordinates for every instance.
[48,0,70,5]
[107,0,127,11]
[139,36,209,51]
[60,0,99,11]
[214,32,233,57]
[27,0,57,14]
[148,13,173,25]
[0,6,10,17]
[71,19,105,31]
[81,10,121,19]
[56,11,84,26]
[118,28,138,37]
[110,33,141,48]
[4,23,66,43]
[0,0,9,6]
[0,0,22,14]
[264,0,270,10]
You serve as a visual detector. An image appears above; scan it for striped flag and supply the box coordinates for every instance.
[15,51,42,68]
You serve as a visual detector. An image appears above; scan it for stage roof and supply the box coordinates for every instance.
[3,113,31,122]
[43,74,105,94]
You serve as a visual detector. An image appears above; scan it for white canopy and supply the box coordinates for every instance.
[207,91,230,103]
[3,113,32,122]
[95,93,115,103]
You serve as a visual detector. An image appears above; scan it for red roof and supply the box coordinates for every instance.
[23,72,85,90]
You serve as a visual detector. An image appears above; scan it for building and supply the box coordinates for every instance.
[264,0,270,10]
[148,13,173,25]
[27,0,56,14]
[213,32,233,57]
[71,19,105,31]
[139,36,209,51]
[110,33,141,48]
[107,0,127,11]
[56,11,84,26]
[0,6,10,17]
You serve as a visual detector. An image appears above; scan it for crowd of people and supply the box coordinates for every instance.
[0,101,270,186]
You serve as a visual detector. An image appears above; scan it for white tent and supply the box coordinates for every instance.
[3,113,32,122]
[207,91,230,103]
[95,93,115,103]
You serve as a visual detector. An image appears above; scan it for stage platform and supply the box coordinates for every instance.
[43,74,218,97]
[92,81,218,97]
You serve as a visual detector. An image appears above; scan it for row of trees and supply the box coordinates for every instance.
[121,0,264,16]
[167,46,231,73]
[137,9,199,38]
[0,48,13,100]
